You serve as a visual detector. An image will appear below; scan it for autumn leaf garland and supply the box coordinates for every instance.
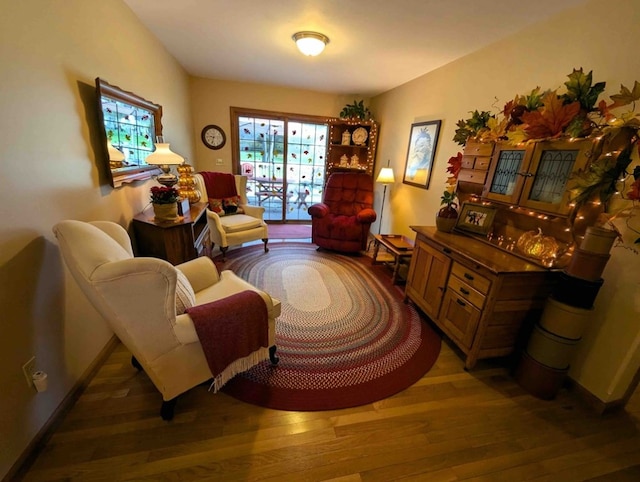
[454,67,640,146]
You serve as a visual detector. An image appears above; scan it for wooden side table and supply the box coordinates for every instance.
[132,202,210,265]
[371,234,415,284]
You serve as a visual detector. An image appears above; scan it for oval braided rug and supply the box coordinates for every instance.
[220,243,441,411]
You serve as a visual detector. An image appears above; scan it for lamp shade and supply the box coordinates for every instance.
[292,31,329,56]
[376,167,395,184]
[146,143,185,166]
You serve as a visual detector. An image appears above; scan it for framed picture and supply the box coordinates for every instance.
[455,202,497,235]
[403,120,441,189]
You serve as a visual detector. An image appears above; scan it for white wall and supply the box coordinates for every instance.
[0,0,193,478]
[370,0,640,403]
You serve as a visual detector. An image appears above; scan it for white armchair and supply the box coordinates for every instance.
[52,220,279,420]
[194,173,269,260]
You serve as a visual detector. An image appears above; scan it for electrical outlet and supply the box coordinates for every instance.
[22,356,36,388]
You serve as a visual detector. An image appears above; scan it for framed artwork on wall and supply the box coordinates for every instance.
[402,120,441,190]
[455,202,497,235]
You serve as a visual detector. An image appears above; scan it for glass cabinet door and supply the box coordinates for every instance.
[483,144,532,204]
[520,139,594,215]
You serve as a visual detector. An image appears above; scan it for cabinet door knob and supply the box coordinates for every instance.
[456,299,466,307]
[517,171,534,178]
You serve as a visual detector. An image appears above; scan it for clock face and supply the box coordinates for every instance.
[201,124,226,150]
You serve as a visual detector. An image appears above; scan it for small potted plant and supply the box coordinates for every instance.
[436,190,459,233]
[150,185,180,221]
[339,100,372,121]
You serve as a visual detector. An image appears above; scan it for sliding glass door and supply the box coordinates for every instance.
[232,108,328,222]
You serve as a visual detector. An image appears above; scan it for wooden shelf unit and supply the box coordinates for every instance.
[326,119,378,179]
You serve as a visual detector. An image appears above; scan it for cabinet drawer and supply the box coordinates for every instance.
[451,262,491,294]
[474,157,491,170]
[461,155,475,169]
[464,141,494,157]
[441,288,482,350]
[458,169,488,184]
[462,156,491,170]
[448,274,486,309]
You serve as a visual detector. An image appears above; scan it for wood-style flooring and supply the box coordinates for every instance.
[17,338,640,481]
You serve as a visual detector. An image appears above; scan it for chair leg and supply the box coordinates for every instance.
[160,397,178,421]
[262,238,269,253]
[269,345,279,365]
[220,246,228,261]
[131,356,143,371]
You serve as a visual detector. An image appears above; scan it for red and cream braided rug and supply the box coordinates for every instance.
[220,243,441,411]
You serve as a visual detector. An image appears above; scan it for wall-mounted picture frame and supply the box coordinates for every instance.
[455,202,497,235]
[403,119,441,190]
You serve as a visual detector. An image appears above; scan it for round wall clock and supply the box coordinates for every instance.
[201,124,226,150]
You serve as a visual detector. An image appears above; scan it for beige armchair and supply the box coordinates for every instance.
[194,173,269,260]
[53,220,279,420]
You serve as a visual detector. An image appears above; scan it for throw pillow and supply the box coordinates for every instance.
[175,269,196,315]
[208,196,245,216]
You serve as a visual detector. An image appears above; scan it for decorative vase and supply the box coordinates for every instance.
[435,205,458,233]
[153,202,178,222]
[436,215,457,233]
[177,163,202,204]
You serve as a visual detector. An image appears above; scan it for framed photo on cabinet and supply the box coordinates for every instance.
[455,202,497,235]
[403,120,441,189]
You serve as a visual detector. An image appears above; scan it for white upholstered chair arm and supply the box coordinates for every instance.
[206,209,227,246]
[174,314,200,344]
[241,204,265,220]
[176,256,220,293]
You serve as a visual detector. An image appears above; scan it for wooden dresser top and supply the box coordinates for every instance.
[410,226,549,275]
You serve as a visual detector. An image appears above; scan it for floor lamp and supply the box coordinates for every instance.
[375,163,395,235]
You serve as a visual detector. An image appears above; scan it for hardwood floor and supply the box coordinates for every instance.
[18,339,640,481]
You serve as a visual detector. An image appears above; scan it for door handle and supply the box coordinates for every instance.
[456,299,466,307]
[459,287,470,296]
[463,273,474,281]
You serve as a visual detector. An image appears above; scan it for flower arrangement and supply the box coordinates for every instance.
[453,67,640,247]
[150,186,179,205]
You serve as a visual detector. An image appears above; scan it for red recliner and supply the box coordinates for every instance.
[308,172,377,253]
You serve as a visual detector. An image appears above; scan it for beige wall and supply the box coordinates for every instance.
[0,0,192,477]
[370,0,640,402]
[189,77,359,172]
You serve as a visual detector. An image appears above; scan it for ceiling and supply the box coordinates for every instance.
[123,0,589,97]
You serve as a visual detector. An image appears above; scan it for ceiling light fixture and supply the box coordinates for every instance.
[292,31,329,57]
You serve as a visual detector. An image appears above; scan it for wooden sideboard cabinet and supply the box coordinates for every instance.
[132,202,210,265]
[405,226,555,369]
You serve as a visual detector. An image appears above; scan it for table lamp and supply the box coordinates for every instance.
[146,137,185,187]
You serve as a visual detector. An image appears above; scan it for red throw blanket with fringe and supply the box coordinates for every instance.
[186,290,269,392]
[200,171,238,199]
